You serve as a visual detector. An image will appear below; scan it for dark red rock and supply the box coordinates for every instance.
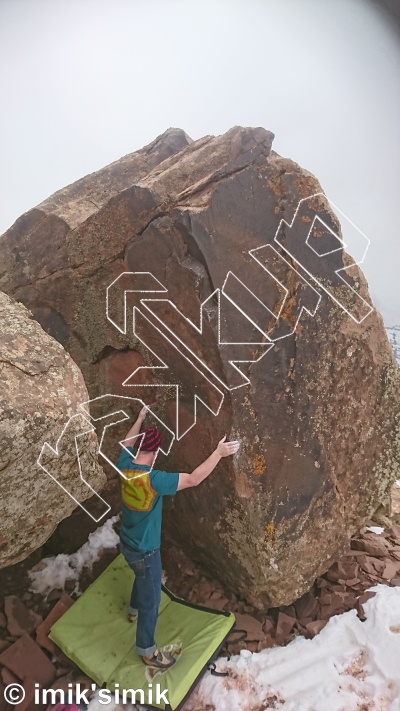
[0,632,56,687]
[18,677,47,711]
[296,616,313,633]
[331,584,347,592]
[54,667,71,679]
[257,635,275,651]
[227,641,247,656]
[295,622,309,636]
[306,619,328,637]
[337,559,359,580]
[64,580,75,593]
[263,618,275,635]
[318,593,347,620]
[359,557,386,576]
[351,538,390,558]
[319,592,332,606]
[327,559,359,583]
[234,614,266,642]
[356,591,377,621]
[1,667,20,685]
[46,590,63,604]
[0,680,7,711]
[338,592,357,609]
[345,577,360,587]
[326,570,339,583]
[183,567,195,577]
[196,581,215,601]
[35,594,74,654]
[381,560,400,580]
[4,596,42,638]
[294,592,318,620]
[206,597,229,611]
[275,612,295,643]
[386,524,400,543]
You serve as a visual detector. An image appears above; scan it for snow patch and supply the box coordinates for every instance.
[28,515,120,595]
[366,526,385,535]
[183,585,400,711]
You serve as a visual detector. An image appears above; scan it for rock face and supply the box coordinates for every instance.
[0,126,399,606]
[0,292,106,568]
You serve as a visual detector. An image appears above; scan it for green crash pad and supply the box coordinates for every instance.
[48,554,235,710]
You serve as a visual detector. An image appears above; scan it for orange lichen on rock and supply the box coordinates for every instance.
[293,175,321,200]
[280,296,297,323]
[264,523,276,543]
[253,453,266,476]
[267,173,285,198]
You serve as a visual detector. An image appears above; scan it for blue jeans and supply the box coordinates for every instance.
[119,539,162,657]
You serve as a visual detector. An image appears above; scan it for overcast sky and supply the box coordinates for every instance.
[0,0,399,325]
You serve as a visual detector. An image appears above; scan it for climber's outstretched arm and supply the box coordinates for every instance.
[177,436,240,490]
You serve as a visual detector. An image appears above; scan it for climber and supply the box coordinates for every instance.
[116,405,240,670]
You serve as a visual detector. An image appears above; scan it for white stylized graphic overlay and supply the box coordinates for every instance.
[39,196,373,518]
[37,413,111,522]
[273,193,373,323]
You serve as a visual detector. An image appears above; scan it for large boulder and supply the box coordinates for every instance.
[0,292,106,568]
[0,126,399,606]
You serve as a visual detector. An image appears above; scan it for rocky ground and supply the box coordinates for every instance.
[1,485,400,711]
[160,518,400,656]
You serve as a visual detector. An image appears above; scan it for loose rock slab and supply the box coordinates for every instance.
[4,596,42,637]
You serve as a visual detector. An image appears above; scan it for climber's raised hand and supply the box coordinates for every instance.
[216,435,240,458]
[137,402,156,422]
[138,405,148,422]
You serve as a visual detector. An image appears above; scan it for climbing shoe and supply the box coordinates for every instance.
[142,649,176,669]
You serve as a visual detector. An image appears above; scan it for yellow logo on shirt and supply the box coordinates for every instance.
[119,470,157,512]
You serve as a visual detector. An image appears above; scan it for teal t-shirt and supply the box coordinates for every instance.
[116,446,179,552]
